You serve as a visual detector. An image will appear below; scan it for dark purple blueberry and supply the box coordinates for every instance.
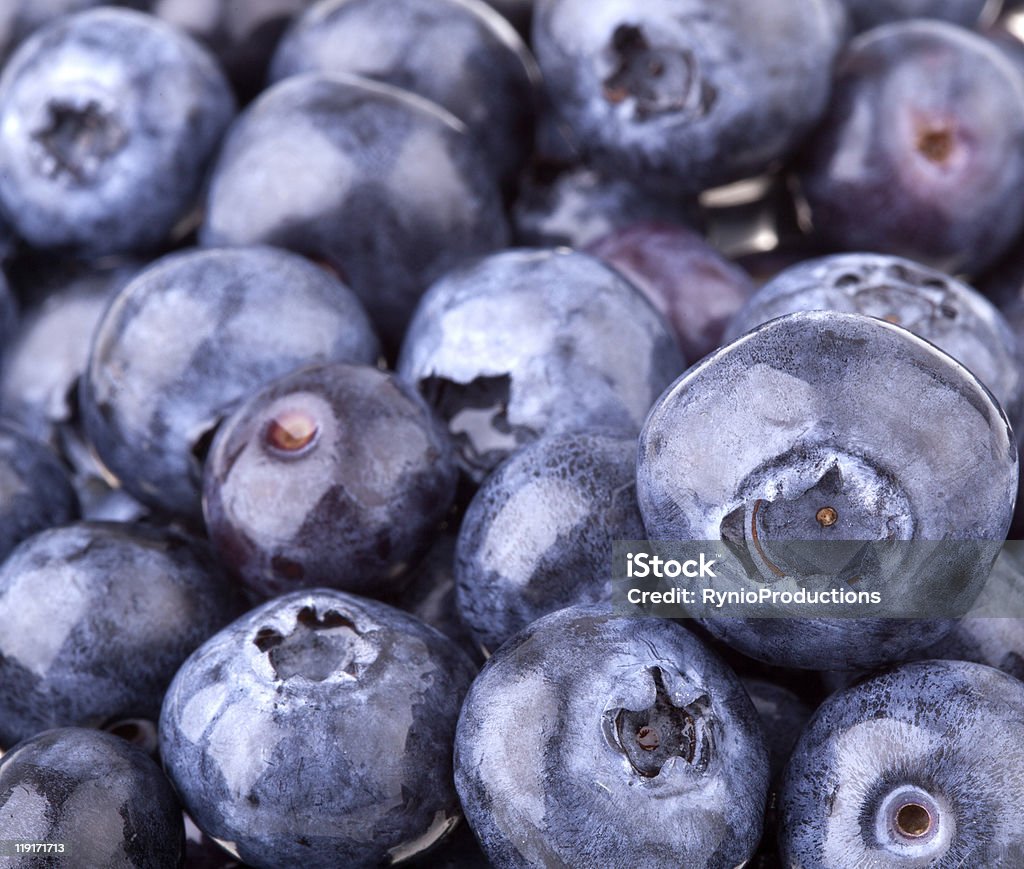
[637,311,1017,669]
[1,259,140,444]
[454,605,770,867]
[150,0,316,101]
[532,0,843,193]
[269,0,539,187]
[455,430,645,653]
[779,660,1024,866]
[0,423,78,567]
[587,222,757,361]
[840,0,993,31]
[0,268,17,350]
[0,727,184,868]
[200,73,509,350]
[795,20,1024,276]
[0,521,235,749]
[203,362,457,603]
[159,588,477,869]
[398,248,684,482]
[79,246,380,518]
[726,253,1024,426]
[0,8,235,256]
[512,164,700,250]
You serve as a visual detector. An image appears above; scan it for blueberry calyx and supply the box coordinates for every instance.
[915,123,956,166]
[873,785,950,857]
[32,98,126,183]
[252,605,371,682]
[611,667,711,778]
[264,408,320,456]
[601,25,715,121]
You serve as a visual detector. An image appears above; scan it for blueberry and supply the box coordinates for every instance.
[269,0,540,187]
[1,258,140,445]
[203,361,457,603]
[637,311,1017,669]
[455,429,645,653]
[588,221,757,361]
[200,73,509,350]
[0,521,236,748]
[840,0,992,31]
[795,20,1024,276]
[0,2,150,66]
[0,423,78,567]
[532,0,843,193]
[80,246,380,518]
[159,588,477,868]
[151,0,316,101]
[725,253,1024,426]
[454,605,770,867]
[779,660,1024,866]
[0,8,235,256]
[0,727,184,868]
[398,247,684,482]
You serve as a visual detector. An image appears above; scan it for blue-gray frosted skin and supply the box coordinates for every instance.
[796,21,1024,276]
[725,253,1024,427]
[159,588,477,869]
[1,260,140,445]
[269,0,539,187]
[398,248,685,482]
[637,311,1018,670]
[456,430,645,653]
[200,73,509,350]
[0,8,235,256]
[840,0,990,31]
[0,728,184,868]
[531,0,844,194]
[779,661,1024,867]
[0,424,78,567]
[80,246,381,518]
[202,362,458,603]
[0,522,236,749]
[151,0,316,100]
[454,606,770,868]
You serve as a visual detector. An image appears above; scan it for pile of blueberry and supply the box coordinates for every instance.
[1,1,1024,867]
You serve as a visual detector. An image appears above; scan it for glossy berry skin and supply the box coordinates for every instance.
[637,311,1018,670]
[201,73,509,350]
[532,0,843,194]
[725,253,1024,426]
[0,8,235,256]
[796,20,1024,276]
[0,424,79,567]
[588,222,757,361]
[779,661,1024,867]
[0,522,236,749]
[398,248,684,482]
[159,588,477,869]
[840,0,990,31]
[203,362,457,603]
[455,430,645,653]
[80,246,380,518]
[454,605,770,868]
[1,259,140,445]
[151,0,316,100]
[0,727,184,868]
[269,0,539,186]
